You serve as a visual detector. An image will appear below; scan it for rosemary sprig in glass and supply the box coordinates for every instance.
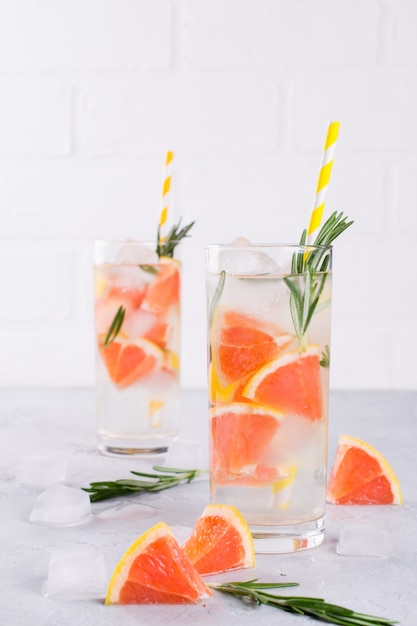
[210,580,397,626]
[103,305,125,347]
[102,218,194,346]
[156,218,195,258]
[284,211,353,349]
[82,466,204,503]
[208,269,226,327]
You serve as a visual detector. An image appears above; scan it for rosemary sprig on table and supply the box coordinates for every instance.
[284,211,353,348]
[103,305,125,347]
[156,219,195,258]
[210,580,397,626]
[82,466,204,503]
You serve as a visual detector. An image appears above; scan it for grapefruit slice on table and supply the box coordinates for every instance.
[242,346,323,421]
[106,522,211,604]
[182,503,255,575]
[210,403,282,484]
[99,338,162,388]
[327,434,402,505]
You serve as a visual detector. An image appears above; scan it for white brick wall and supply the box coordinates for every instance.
[0,0,416,390]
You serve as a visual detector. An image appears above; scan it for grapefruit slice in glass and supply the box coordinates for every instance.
[182,503,255,575]
[327,434,402,505]
[209,307,293,402]
[242,346,323,421]
[210,403,282,484]
[143,260,180,313]
[106,522,212,604]
[99,338,163,388]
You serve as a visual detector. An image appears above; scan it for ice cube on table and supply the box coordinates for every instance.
[45,546,108,599]
[30,484,91,527]
[337,520,392,557]
[13,456,67,488]
[116,241,158,265]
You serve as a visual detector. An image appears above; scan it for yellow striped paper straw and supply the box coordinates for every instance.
[306,122,340,244]
[158,150,174,240]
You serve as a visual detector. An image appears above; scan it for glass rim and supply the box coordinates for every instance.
[94,239,182,246]
[205,242,333,251]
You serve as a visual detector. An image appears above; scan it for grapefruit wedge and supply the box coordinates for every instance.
[143,260,180,313]
[182,504,255,576]
[209,308,293,403]
[106,522,211,605]
[242,346,323,421]
[217,325,281,383]
[210,403,282,485]
[99,338,162,388]
[327,435,402,505]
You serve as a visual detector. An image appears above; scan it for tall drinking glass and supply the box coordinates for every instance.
[206,243,332,552]
[94,241,181,456]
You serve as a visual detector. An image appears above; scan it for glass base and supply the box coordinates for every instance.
[97,435,175,457]
[250,516,325,554]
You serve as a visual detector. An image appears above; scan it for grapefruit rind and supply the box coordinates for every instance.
[105,521,211,605]
[182,503,255,575]
[327,434,402,505]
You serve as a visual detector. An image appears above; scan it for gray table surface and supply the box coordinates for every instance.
[0,388,416,625]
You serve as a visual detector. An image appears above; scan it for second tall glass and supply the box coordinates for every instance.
[94,240,181,456]
[206,243,332,552]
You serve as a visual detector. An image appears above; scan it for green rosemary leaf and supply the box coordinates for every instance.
[103,305,125,347]
[284,277,304,343]
[209,270,226,327]
[210,580,398,626]
[156,218,195,258]
[81,466,205,503]
[301,266,312,335]
[285,211,353,346]
[293,228,307,274]
[289,295,303,344]
[320,345,330,368]
[139,264,159,274]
